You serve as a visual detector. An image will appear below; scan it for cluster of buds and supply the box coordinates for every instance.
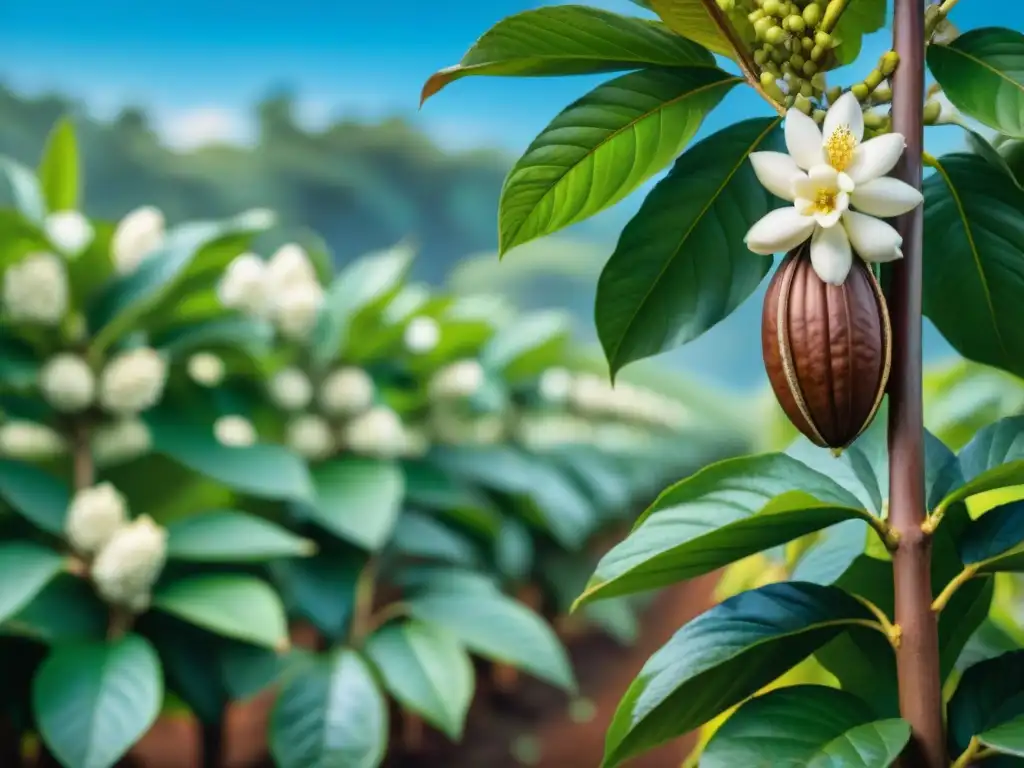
[427,359,508,447]
[561,372,690,432]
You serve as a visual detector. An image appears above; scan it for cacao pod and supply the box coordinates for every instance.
[762,242,891,450]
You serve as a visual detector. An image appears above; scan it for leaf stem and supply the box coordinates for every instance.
[951,736,994,768]
[350,558,378,645]
[921,500,947,535]
[931,564,981,613]
[852,595,902,648]
[867,514,901,551]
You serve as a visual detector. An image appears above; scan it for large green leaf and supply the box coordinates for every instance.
[923,153,1024,380]
[0,459,70,535]
[0,158,46,223]
[958,500,1024,573]
[576,453,871,606]
[647,0,746,59]
[406,587,574,691]
[3,577,106,643]
[938,416,1024,510]
[421,5,714,102]
[498,66,739,254]
[702,685,910,768]
[401,459,501,536]
[596,117,781,374]
[364,621,475,740]
[831,0,887,65]
[309,458,404,551]
[480,310,569,380]
[928,28,1024,139]
[602,581,878,767]
[270,649,388,768]
[0,543,65,624]
[391,511,479,566]
[152,574,289,650]
[965,128,1023,190]
[165,510,316,562]
[271,549,362,641]
[949,651,1024,758]
[38,118,80,213]
[33,634,162,768]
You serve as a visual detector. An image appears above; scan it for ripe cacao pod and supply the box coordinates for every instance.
[762,242,891,450]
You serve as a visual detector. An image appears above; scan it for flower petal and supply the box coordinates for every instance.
[785,108,825,170]
[744,207,816,255]
[810,223,853,285]
[847,134,907,184]
[808,164,840,189]
[843,210,904,263]
[823,92,864,145]
[837,172,855,193]
[850,177,924,217]
[749,152,804,201]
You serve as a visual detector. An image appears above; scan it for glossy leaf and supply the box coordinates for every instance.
[421,5,714,102]
[949,650,1024,757]
[270,649,388,768]
[0,459,69,535]
[38,117,80,212]
[603,581,877,766]
[702,685,910,768]
[596,117,781,374]
[0,157,46,223]
[309,458,404,550]
[3,577,106,643]
[401,459,501,535]
[939,416,1024,510]
[33,634,162,768]
[391,511,478,566]
[966,128,1023,189]
[365,621,474,740]
[928,28,1024,138]
[647,0,746,59]
[0,543,66,624]
[498,66,739,254]
[576,453,869,606]
[831,0,887,65]
[481,310,569,380]
[271,551,362,641]
[165,510,316,562]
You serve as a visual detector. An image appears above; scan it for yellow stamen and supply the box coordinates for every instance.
[814,189,836,213]
[825,126,856,171]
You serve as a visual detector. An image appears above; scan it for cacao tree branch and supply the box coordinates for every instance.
[852,594,902,647]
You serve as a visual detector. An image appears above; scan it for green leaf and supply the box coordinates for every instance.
[0,459,69,535]
[406,588,575,691]
[364,621,474,740]
[0,334,41,390]
[402,459,501,536]
[949,650,1024,757]
[702,685,909,767]
[33,634,162,768]
[309,458,404,551]
[0,157,46,223]
[0,543,65,624]
[596,117,781,374]
[928,28,1024,139]
[270,649,388,768]
[498,66,739,254]
[495,517,534,582]
[923,153,1024,379]
[647,0,746,59]
[966,128,1023,189]
[603,581,877,767]
[153,574,288,650]
[153,315,274,359]
[481,310,569,380]
[957,500,1024,573]
[938,416,1024,510]
[148,414,315,502]
[271,551,362,641]
[831,0,887,65]
[391,511,479,566]
[420,5,714,102]
[3,577,106,643]
[576,453,870,606]
[37,118,80,212]
[165,510,316,562]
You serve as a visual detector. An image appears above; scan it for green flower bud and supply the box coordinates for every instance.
[873,85,893,102]
[749,8,766,22]
[770,46,788,63]
[787,14,806,33]
[802,2,822,26]
[811,44,826,61]
[813,109,827,124]
[760,71,777,88]
[717,0,736,10]
[811,72,827,90]
[790,52,806,68]
[781,61,793,75]
[802,36,815,51]
[754,49,769,66]
[800,81,814,98]
[795,94,813,114]
[803,60,819,77]
[851,83,870,101]
[767,81,787,102]
[754,17,774,39]
[784,94,796,108]
[881,51,900,75]
[765,25,786,44]
[923,101,942,124]
[864,68,884,91]
[826,85,842,103]
[815,31,832,47]
[863,110,886,128]
[765,61,782,77]
[762,0,782,15]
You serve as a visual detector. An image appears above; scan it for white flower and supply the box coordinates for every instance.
[267,244,317,290]
[187,352,225,387]
[44,211,94,259]
[268,367,313,411]
[2,252,68,325]
[0,420,66,459]
[538,368,573,404]
[91,418,151,467]
[214,415,257,447]
[272,282,324,341]
[404,316,440,354]
[65,482,128,556]
[745,92,924,285]
[569,373,615,415]
[342,406,409,458]
[98,347,168,416]
[429,360,484,401]
[286,414,335,461]
[112,206,165,275]
[319,367,374,416]
[39,353,95,413]
[91,515,167,612]
[218,253,270,318]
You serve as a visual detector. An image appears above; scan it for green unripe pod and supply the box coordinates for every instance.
[802,36,815,51]
[803,60,819,77]
[790,52,806,68]
[815,31,832,47]
[765,25,786,44]
[754,49,769,66]
[787,14,806,33]
[881,51,900,75]
[760,71,777,88]
[851,83,870,101]
[754,17,774,39]
[826,85,842,103]
[795,94,813,114]
[864,68,885,91]
[813,109,827,124]
[802,2,822,26]
[923,100,942,124]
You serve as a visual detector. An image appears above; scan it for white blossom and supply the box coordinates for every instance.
[538,368,573,404]
[2,252,68,325]
[91,418,151,467]
[516,414,594,450]
[342,406,409,458]
[44,210,94,259]
[39,353,95,413]
[745,92,923,285]
[403,316,440,354]
[268,367,313,411]
[319,367,374,416]
[187,352,225,387]
[430,409,505,447]
[65,482,128,556]
[98,347,168,416]
[286,414,335,461]
[266,243,317,290]
[429,360,484,401]
[0,420,66,459]
[217,253,270,318]
[569,373,615,415]
[91,515,167,612]
[214,415,257,447]
[112,206,165,275]
[272,282,323,341]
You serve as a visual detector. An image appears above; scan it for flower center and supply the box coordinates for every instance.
[825,126,856,172]
[814,189,837,214]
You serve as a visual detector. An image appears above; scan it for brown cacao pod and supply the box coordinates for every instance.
[761,242,892,450]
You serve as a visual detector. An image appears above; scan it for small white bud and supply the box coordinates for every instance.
[538,368,573,404]
[319,367,374,416]
[235,207,276,231]
[429,359,484,401]
[214,415,257,447]
[403,316,440,354]
[266,244,317,290]
[65,482,128,556]
[272,282,323,341]
[44,210,94,259]
[112,206,165,275]
[342,406,408,459]
[569,373,612,415]
[39,353,95,413]
[0,420,66,459]
[91,418,151,468]
[2,252,68,325]
[98,347,168,416]
[217,253,270,318]
[186,352,225,387]
[267,367,313,411]
[91,515,167,612]
[286,414,335,461]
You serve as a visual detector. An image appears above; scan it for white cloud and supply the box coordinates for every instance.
[157,106,252,150]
